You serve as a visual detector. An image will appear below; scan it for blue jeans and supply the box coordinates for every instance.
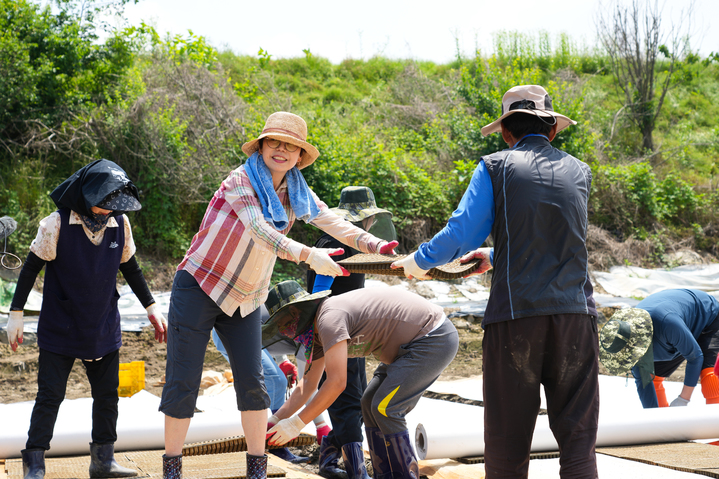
[212,328,287,412]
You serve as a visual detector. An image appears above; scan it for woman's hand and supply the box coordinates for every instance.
[306,247,350,277]
[146,304,168,343]
[267,415,306,446]
[378,240,399,255]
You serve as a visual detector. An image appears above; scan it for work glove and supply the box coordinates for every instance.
[378,240,399,255]
[390,252,430,280]
[669,396,690,407]
[314,419,331,445]
[460,247,493,278]
[267,415,306,446]
[278,360,298,387]
[267,414,279,439]
[146,303,168,343]
[7,310,24,352]
[306,247,349,277]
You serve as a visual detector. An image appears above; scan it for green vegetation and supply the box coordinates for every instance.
[1,0,718,286]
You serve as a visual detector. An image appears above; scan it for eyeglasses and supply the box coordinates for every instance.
[264,138,300,153]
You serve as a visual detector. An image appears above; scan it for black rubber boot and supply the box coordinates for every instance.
[318,436,348,479]
[384,431,419,479]
[365,428,392,479]
[21,448,46,479]
[162,454,182,479]
[89,443,138,478]
[246,453,268,479]
[341,442,371,479]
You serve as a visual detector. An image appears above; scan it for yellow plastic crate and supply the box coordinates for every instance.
[118,361,145,397]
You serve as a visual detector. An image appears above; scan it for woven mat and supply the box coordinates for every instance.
[183,433,315,457]
[597,442,719,478]
[337,254,481,280]
[5,450,286,478]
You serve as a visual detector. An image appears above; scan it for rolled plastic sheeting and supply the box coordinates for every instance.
[416,402,719,460]
[0,389,316,459]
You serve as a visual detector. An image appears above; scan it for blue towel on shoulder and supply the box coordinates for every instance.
[244,152,320,230]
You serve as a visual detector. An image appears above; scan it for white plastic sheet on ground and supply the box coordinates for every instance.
[593,264,719,299]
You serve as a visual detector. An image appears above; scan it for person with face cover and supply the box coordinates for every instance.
[6,159,167,479]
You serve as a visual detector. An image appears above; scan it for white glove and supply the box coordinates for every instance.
[460,247,493,278]
[670,396,689,407]
[7,310,23,352]
[306,247,346,277]
[146,303,167,343]
[390,252,430,280]
[267,415,306,446]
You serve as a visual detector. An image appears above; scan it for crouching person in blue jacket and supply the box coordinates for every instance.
[262,281,458,479]
[7,159,167,479]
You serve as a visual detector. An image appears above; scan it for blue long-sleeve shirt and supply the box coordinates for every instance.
[632,288,719,407]
[414,160,495,270]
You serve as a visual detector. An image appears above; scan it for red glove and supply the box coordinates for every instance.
[379,240,399,255]
[279,360,298,387]
[267,415,278,440]
[315,422,331,445]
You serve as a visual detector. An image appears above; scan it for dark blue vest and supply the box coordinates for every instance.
[38,208,124,358]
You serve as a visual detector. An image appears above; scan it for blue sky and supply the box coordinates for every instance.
[113,0,718,63]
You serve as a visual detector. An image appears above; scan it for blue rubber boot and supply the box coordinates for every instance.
[318,436,347,479]
[365,427,392,479]
[341,442,371,479]
[270,447,310,464]
[384,431,419,479]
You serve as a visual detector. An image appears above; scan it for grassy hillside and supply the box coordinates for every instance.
[1,3,718,287]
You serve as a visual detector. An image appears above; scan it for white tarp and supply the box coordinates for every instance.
[593,264,719,299]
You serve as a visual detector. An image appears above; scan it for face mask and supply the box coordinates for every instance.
[81,212,111,233]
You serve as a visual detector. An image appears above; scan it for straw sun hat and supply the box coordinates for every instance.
[241,112,320,169]
[480,85,577,137]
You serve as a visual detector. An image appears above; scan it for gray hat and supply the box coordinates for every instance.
[599,308,653,379]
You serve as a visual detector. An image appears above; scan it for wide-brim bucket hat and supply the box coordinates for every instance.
[261,280,331,349]
[480,85,577,137]
[241,112,320,169]
[330,186,392,223]
[599,308,654,378]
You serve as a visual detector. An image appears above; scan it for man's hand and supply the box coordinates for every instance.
[267,415,306,446]
[146,304,167,343]
[390,252,430,280]
[460,247,493,278]
[7,310,23,352]
[306,247,350,277]
[378,240,399,255]
[279,360,298,387]
[670,396,690,407]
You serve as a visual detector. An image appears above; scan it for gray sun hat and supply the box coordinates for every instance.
[599,308,654,382]
[0,216,17,242]
[330,186,396,242]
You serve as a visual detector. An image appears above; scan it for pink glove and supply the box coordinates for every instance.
[459,247,493,278]
[146,303,167,343]
[378,240,399,255]
[315,421,331,445]
[279,360,298,387]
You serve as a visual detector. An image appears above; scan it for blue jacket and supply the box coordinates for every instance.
[633,288,719,407]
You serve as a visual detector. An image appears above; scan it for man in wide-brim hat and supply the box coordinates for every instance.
[391,84,599,478]
[263,280,458,479]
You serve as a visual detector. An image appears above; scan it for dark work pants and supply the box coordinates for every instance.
[482,314,599,479]
[321,357,367,447]
[27,348,120,450]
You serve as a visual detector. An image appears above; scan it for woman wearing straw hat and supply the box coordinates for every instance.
[262,280,458,479]
[159,112,398,479]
